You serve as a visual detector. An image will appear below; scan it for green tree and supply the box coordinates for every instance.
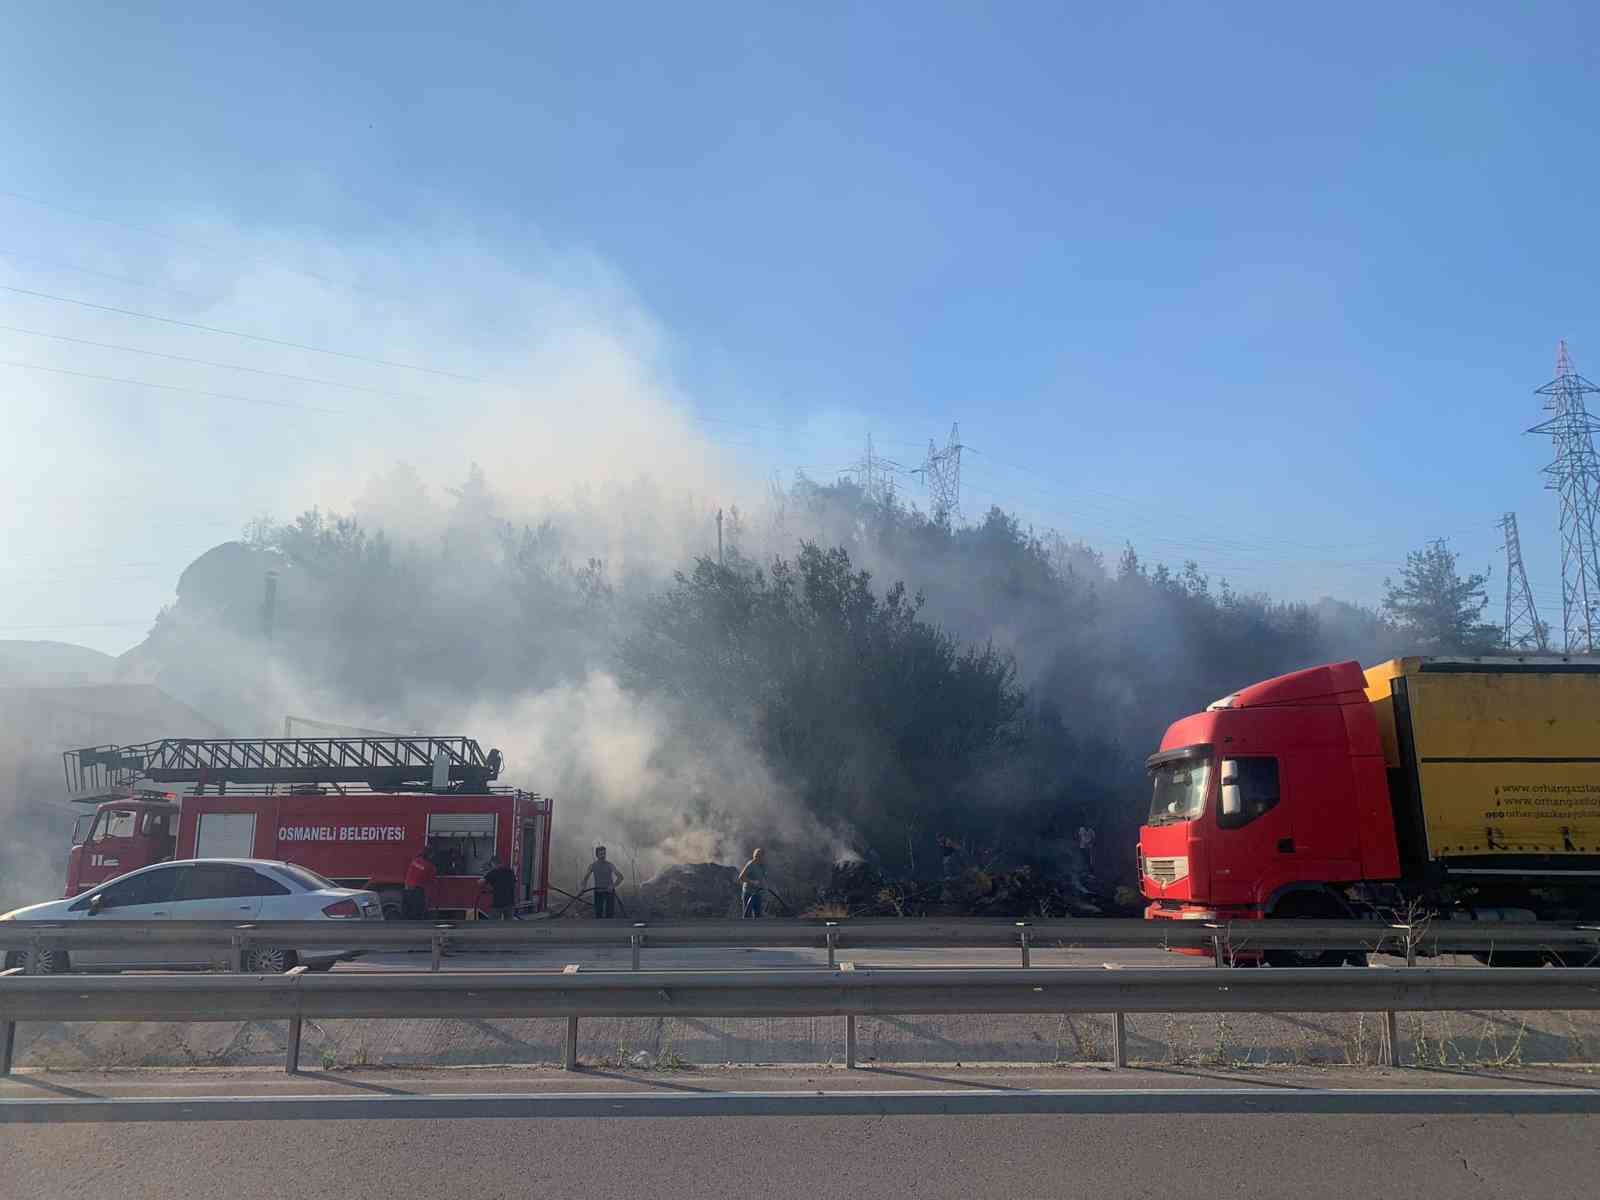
[1382,540,1499,653]
[620,542,1024,867]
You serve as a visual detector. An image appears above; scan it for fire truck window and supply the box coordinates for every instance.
[71,815,94,846]
[93,810,137,841]
[1217,758,1280,829]
[139,812,174,837]
[426,814,497,875]
[96,865,180,909]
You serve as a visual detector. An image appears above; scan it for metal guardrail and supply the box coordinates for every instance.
[3,916,1598,972]
[4,964,1600,1077]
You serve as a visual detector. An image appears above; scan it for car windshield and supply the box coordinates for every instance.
[270,864,341,892]
[1148,757,1212,826]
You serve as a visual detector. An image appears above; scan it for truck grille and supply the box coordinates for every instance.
[1145,856,1188,888]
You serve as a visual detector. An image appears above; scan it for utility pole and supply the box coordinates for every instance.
[1528,341,1600,653]
[1498,513,1548,651]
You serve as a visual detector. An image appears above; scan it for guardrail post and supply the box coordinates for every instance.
[631,927,644,971]
[284,965,308,1074]
[0,963,19,1076]
[562,964,580,1070]
[826,922,838,968]
[1017,923,1031,967]
[1112,1011,1128,1069]
[231,934,247,974]
[431,933,443,972]
[1210,928,1227,968]
[25,934,39,974]
[840,959,857,1068]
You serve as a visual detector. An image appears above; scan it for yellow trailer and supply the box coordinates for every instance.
[1364,657,1600,866]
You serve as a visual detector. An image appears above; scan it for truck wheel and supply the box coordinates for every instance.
[1264,896,1364,968]
[1471,948,1546,968]
[5,946,70,975]
[379,894,404,921]
[1545,946,1600,968]
[244,946,298,973]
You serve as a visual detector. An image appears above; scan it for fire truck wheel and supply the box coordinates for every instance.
[244,946,299,973]
[5,946,70,974]
[380,898,404,921]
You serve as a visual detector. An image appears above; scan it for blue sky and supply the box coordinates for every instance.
[2,1,1596,653]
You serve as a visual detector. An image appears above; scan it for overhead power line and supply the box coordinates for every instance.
[0,358,339,413]
[0,323,431,402]
[0,187,392,299]
[0,247,206,301]
[0,284,478,382]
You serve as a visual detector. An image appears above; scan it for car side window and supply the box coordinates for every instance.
[176,864,288,900]
[1217,757,1281,829]
[97,866,181,909]
[238,867,290,896]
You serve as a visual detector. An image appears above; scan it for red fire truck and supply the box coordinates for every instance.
[62,735,553,919]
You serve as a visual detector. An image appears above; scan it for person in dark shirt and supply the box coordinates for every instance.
[581,846,624,918]
[481,856,518,919]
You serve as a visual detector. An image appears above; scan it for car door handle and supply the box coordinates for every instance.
[1276,838,1295,854]
[150,910,169,917]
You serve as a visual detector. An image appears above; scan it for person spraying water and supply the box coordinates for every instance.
[736,847,768,918]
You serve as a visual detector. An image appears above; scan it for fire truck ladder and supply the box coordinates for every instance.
[65,736,503,799]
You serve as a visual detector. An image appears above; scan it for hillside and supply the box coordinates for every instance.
[0,640,117,687]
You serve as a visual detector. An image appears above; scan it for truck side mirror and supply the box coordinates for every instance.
[1220,759,1242,817]
[1221,784,1242,817]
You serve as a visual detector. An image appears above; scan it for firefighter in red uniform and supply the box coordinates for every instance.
[403,846,439,919]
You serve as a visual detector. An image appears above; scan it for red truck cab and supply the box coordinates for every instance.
[65,796,178,896]
[1139,661,1399,927]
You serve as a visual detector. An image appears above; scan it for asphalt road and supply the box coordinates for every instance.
[5,1079,1595,1200]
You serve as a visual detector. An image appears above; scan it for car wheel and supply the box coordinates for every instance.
[6,946,70,975]
[244,946,298,973]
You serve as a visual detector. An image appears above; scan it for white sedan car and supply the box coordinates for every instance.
[1,858,383,974]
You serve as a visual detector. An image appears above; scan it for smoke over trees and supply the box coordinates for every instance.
[91,462,1405,895]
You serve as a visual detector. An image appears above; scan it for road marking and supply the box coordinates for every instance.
[3,1087,1598,1124]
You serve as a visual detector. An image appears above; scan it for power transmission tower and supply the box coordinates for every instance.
[847,433,902,505]
[914,422,965,521]
[1528,340,1600,653]
[1498,512,1548,651]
